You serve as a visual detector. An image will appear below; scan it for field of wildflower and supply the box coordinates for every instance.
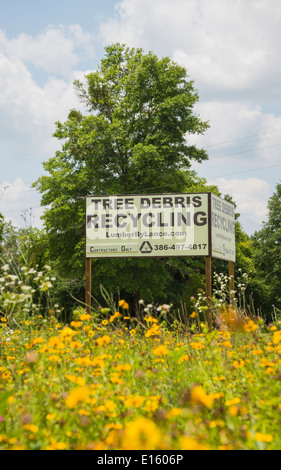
[1,263,281,451]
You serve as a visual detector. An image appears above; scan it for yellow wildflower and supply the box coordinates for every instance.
[65,375,85,386]
[32,336,45,345]
[23,424,39,433]
[45,439,68,450]
[70,340,83,349]
[229,405,239,416]
[273,330,281,344]
[180,436,210,450]
[190,342,205,350]
[225,397,240,406]
[255,433,273,443]
[145,323,161,337]
[75,357,95,366]
[166,408,182,418]
[60,327,77,339]
[110,312,121,322]
[209,420,225,428]
[252,349,263,356]
[220,331,231,339]
[190,385,214,409]
[1,371,11,380]
[232,359,245,369]
[116,364,131,372]
[105,429,120,447]
[121,417,162,450]
[96,400,117,414]
[110,373,123,384]
[96,335,111,346]
[48,336,64,348]
[123,395,145,408]
[152,344,169,356]
[144,316,158,323]
[178,354,190,363]
[80,314,91,321]
[48,354,60,363]
[65,386,89,409]
[243,319,258,332]
[119,300,129,309]
[46,413,56,422]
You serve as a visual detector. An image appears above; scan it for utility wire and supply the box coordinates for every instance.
[1,129,281,197]
[1,155,281,198]
[202,127,281,149]
[208,142,281,161]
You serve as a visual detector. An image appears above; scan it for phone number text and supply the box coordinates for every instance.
[154,243,207,251]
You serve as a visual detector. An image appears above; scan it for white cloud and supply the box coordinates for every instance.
[188,100,263,149]
[0,25,95,78]
[0,25,95,224]
[0,41,91,173]
[99,0,281,178]
[0,178,40,228]
[211,176,271,234]
[99,0,281,97]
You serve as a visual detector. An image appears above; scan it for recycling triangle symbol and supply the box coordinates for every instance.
[140,241,153,254]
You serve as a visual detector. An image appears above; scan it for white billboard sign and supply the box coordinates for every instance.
[211,194,236,262]
[85,193,236,262]
[86,193,210,258]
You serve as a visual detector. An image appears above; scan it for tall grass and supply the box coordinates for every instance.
[1,257,281,450]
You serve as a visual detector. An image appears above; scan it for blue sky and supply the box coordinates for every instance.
[1,0,281,234]
[1,1,116,35]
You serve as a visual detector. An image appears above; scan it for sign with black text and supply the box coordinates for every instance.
[86,193,210,258]
[85,193,235,261]
[211,194,236,262]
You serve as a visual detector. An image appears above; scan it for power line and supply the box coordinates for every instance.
[1,156,280,199]
[1,128,281,198]
[0,163,280,220]
[207,162,281,180]
[208,142,281,161]
[203,127,281,149]
[0,188,37,195]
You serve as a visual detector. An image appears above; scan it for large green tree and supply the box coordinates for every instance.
[252,182,281,316]
[34,43,212,306]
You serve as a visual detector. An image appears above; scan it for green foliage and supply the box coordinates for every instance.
[252,182,281,315]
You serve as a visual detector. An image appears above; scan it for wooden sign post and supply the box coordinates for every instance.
[85,257,92,314]
[229,261,235,304]
[205,256,212,330]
